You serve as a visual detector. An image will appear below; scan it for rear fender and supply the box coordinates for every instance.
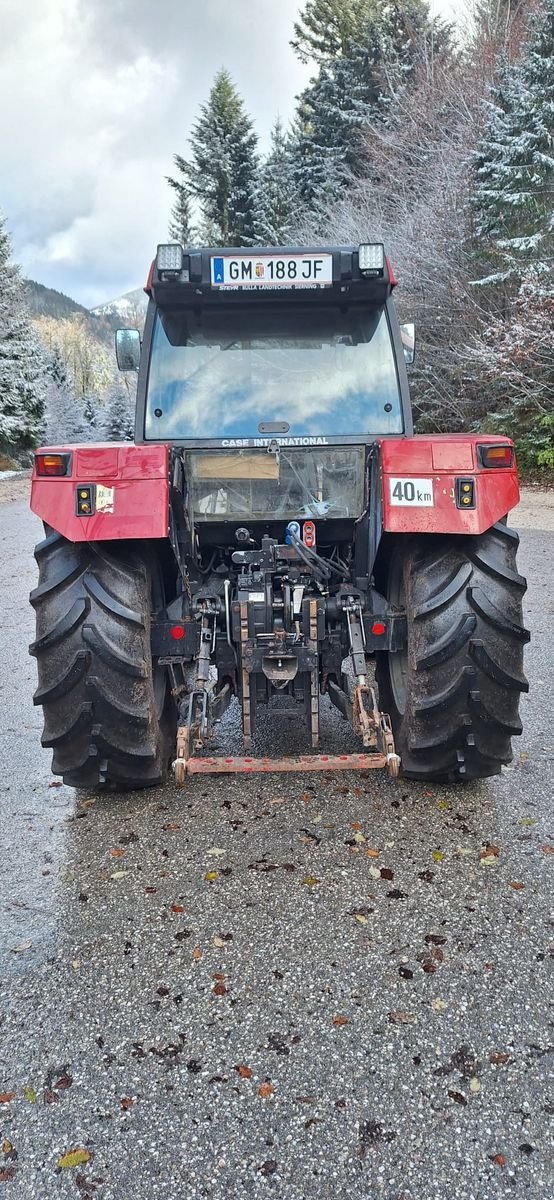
[378,435,519,535]
[31,443,169,542]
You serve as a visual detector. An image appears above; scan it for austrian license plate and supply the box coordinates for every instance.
[210,253,333,289]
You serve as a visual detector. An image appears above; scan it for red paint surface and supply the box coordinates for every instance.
[378,435,519,535]
[31,442,169,542]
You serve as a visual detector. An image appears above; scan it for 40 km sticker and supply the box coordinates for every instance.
[389,477,434,507]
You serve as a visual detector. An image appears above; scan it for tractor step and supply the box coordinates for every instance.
[176,751,400,778]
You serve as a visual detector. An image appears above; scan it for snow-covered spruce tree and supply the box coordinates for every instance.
[0,215,46,455]
[102,379,134,442]
[44,346,90,444]
[289,0,452,215]
[168,70,259,246]
[167,168,196,245]
[471,0,554,292]
[252,119,298,245]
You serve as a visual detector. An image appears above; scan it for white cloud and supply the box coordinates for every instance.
[1,0,309,305]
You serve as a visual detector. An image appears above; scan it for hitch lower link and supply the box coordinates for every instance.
[172,599,400,783]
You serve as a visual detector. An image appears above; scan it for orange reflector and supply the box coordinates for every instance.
[35,452,71,477]
[478,444,513,468]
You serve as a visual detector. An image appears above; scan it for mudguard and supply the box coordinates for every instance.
[31,443,169,541]
[379,435,519,535]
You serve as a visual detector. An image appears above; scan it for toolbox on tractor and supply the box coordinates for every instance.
[30,242,528,789]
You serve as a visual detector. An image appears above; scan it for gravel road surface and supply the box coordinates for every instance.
[0,479,552,1199]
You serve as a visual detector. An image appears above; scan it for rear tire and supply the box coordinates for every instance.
[30,531,175,790]
[376,523,529,781]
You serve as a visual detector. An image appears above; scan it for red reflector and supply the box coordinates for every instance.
[372,621,386,636]
[303,520,316,549]
[35,452,71,477]
[170,624,185,640]
[478,444,513,468]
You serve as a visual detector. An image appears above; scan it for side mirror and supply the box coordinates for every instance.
[400,322,415,365]
[115,328,141,371]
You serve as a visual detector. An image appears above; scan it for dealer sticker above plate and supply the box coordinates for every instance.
[389,477,434,507]
[210,253,333,290]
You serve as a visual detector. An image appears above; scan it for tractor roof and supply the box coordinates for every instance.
[145,243,397,309]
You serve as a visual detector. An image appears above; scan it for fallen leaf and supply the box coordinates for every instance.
[479,855,498,868]
[368,865,381,879]
[448,1090,467,1106]
[204,871,218,882]
[12,941,32,953]
[144,886,157,894]
[48,781,63,788]
[23,1087,37,1103]
[258,1082,273,1098]
[110,871,127,881]
[431,999,448,1011]
[380,867,394,881]
[351,822,363,831]
[366,848,380,859]
[120,1097,134,1110]
[508,881,525,890]
[431,850,444,863]
[0,1094,15,1105]
[333,1015,348,1026]
[0,1169,16,1182]
[170,904,185,914]
[480,844,500,860]
[492,1154,506,1167]
[192,946,202,961]
[71,960,80,971]
[2,1141,13,1155]
[437,800,450,810]
[110,848,124,858]
[489,1052,510,1066]
[212,982,228,996]
[213,936,225,948]
[355,913,368,925]
[519,817,536,826]
[57,1148,91,1169]
[207,847,226,857]
[55,1075,72,1091]
[236,1064,252,1079]
[388,1011,416,1025]
[302,876,320,886]
[469,1077,481,1093]
[353,831,366,845]
[456,846,473,857]
[163,823,180,830]
[43,1089,59,1105]
[542,845,554,855]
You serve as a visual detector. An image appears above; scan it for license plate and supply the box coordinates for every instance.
[210,253,333,290]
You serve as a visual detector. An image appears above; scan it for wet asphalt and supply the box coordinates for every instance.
[0,492,552,1200]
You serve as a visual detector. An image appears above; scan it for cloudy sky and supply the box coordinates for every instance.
[1,0,458,308]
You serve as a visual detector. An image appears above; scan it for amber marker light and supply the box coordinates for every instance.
[478,445,514,468]
[35,452,72,477]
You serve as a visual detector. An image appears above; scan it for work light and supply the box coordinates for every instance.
[156,243,183,273]
[358,243,384,274]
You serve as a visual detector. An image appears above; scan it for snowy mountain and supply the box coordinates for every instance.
[91,287,148,319]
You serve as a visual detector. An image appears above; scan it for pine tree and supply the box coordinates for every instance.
[167,165,196,244]
[44,346,89,443]
[0,214,46,455]
[168,70,259,246]
[103,380,134,441]
[253,119,299,244]
[289,0,451,214]
[471,0,554,288]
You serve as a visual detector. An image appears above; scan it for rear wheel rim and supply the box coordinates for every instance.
[388,561,408,717]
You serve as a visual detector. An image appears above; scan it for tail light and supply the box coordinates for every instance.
[35,452,72,477]
[478,444,514,468]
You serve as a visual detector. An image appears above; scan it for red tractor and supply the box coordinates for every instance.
[30,242,528,789]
